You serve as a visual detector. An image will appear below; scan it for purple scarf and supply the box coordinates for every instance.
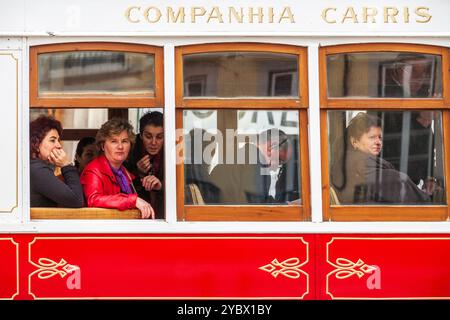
[110,165,133,194]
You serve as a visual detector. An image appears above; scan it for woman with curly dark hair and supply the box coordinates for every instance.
[30,115,84,208]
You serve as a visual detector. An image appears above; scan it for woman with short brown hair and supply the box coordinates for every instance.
[80,118,154,219]
[331,112,429,204]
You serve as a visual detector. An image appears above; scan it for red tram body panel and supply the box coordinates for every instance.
[1,234,449,300]
[1,0,450,301]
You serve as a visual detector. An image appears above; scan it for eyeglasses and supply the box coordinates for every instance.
[272,137,289,150]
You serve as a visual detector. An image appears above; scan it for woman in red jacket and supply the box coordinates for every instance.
[80,118,154,219]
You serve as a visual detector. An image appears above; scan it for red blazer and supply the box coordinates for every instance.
[80,154,138,211]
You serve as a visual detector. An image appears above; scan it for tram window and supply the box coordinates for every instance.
[183,109,301,205]
[28,107,166,220]
[183,52,298,98]
[320,43,450,221]
[29,42,165,220]
[326,52,442,98]
[30,42,164,108]
[176,43,310,221]
[38,51,155,96]
[328,110,446,205]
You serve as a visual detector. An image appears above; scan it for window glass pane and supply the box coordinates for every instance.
[328,110,446,205]
[38,51,155,95]
[327,52,442,98]
[183,52,298,98]
[183,109,301,205]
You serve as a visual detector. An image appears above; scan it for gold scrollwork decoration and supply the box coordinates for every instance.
[29,258,78,280]
[260,257,305,279]
[328,258,376,280]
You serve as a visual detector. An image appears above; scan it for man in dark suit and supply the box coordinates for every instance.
[209,129,294,204]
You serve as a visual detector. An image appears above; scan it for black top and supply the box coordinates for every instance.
[208,143,273,204]
[30,159,84,208]
[125,135,165,219]
[382,113,434,185]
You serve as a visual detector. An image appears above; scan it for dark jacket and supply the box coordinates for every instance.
[126,135,164,218]
[209,144,273,204]
[382,113,435,185]
[331,149,430,204]
[80,154,138,211]
[274,158,300,203]
[30,159,84,208]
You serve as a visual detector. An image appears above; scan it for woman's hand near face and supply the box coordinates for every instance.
[135,197,155,219]
[136,154,151,176]
[141,175,162,191]
[48,149,71,167]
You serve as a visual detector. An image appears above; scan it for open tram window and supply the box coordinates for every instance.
[29,107,165,220]
[320,43,450,221]
[29,42,165,220]
[175,43,310,221]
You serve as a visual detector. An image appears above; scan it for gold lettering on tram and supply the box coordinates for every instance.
[167,7,186,23]
[144,6,162,23]
[321,6,432,24]
[322,8,337,24]
[403,7,410,23]
[279,7,295,23]
[124,6,296,24]
[341,7,358,24]
[124,6,140,23]
[191,7,206,23]
[124,6,431,25]
[248,7,264,24]
[228,7,244,23]
[363,7,378,23]
[384,7,399,23]
[207,7,224,23]
[416,7,432,23]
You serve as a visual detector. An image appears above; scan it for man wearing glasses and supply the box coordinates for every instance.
[209,128,296,204]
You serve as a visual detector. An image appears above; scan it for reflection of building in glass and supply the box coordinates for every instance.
[39,51,155,94]
[326,52,442,98]
[183,52,298,97]
[379,53,439,98]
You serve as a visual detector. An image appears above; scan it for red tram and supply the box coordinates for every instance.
[1,0,450,300]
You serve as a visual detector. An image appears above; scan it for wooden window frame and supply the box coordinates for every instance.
[319,43,450,221]
[175,42,310,221]
[30,42,164,108]
[29,42,164,220]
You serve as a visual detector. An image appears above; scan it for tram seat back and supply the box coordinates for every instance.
[330,186,340,205]
[185,183,205,205]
